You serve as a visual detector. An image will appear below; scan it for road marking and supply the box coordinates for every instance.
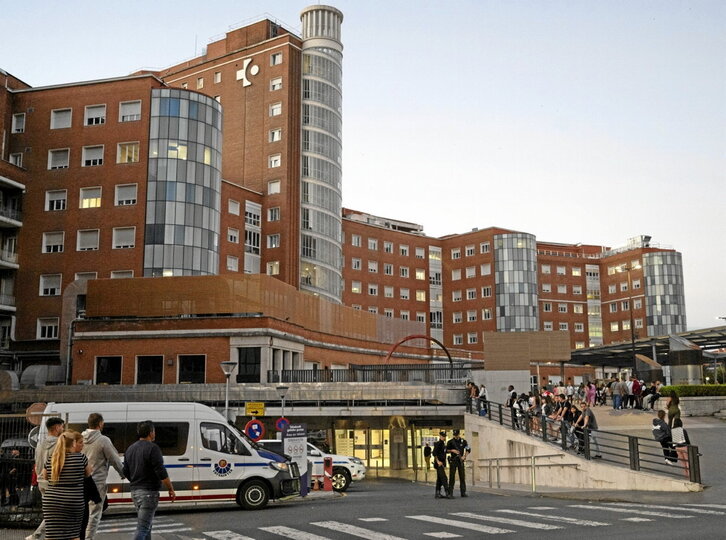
[496,509,609,527]
[605,502,726,516]
[99,517,176,528]
[311,521,408,540]
[528,506,556,510]
[684,504,726,509]
[423,533,462,538]
[97,524,191,533]
[451,512,563,530]
[569,504,692,519]
[407,515,513,534]
[260,525,332,539]
[205,531,257,540]
[622,517,652,522]
[359,518,389,522]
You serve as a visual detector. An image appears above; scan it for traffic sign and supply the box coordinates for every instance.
[275,417,290,432]
[245,402,265,417]
[244,419,265,441]
[27,426,39,449]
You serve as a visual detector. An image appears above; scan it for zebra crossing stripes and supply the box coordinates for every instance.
[684,504,726,509]
[408,515,513,534]
[97,516,191,534]
[311,520,408,540]
[204,530,257,540]
[451,512,564,529]
[568,504,693,519]
[603,502,726,516]
[423,533,461,538]
[495,508,609,526]
[260,525,332,539]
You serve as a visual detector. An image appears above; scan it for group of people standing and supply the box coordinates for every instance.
[27,415,174,540]
[652,392,692,477]
[465,382,487,414]
[424,430,470,499]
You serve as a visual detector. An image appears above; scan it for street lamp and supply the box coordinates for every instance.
[220,360,238,421]
[617,263,641,377]
[277,385,289,418]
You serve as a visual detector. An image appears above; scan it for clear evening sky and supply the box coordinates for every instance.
[3,1,724,331]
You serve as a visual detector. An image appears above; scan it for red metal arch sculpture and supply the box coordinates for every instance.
[383,334,453,365]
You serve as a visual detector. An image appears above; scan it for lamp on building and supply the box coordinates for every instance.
[277,385,289,418]
[220,360,238,421]
[617,263,641,377]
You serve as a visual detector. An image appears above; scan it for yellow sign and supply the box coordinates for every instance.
[245,402,265,417]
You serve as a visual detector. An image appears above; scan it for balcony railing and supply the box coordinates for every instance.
[0,250,18,264]
[0,207,22,222]
[0,295,15,307]
[267,364,471,384]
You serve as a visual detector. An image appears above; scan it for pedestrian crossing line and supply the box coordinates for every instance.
[569,504,693,519]
[451,512,563,530]
[99,516,177,527]
[604,502,726,516]
[423,533,461,538]
[260,525,332,539]
[407,515,513,535]
[683,504,726,510]
[359,518,388,522]
[96,524,191,533]
[311,521,408,540]
[527,506,556,510]
[495,509,609,527]
[204,530,257,540]
[622,518,653,522]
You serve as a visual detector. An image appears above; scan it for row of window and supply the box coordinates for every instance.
[94,354,209,385]
[349,236,434,258]
[42,228,136,253]
[38,270,133,297]
[350,282,427,301]
[607,280,641,293]
[451,309,494,323]
[11,101,141,134]
[45,184,137,211]
[542,302,586,314]
[606,298,643,312]
[349,305,428,323]
[451,265,491,280]
[180,52,283,92]
[451,287,493,301]
[540,264,582,276]
[452,333,480,345]
[451,243,491,259]
[607,261,642,275]
[44,143,140,170]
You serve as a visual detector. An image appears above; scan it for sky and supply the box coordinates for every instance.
[3,1,724,331]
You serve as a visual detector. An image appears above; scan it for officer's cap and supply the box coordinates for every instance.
[439,430,446,437]
[453,429,460,436]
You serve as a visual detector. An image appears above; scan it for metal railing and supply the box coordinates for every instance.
[477,454,579,492]
[267,364,471,384]
[478,400,702,484]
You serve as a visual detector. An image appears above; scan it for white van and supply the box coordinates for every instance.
[40,402,300,510]
[258,439,366,492]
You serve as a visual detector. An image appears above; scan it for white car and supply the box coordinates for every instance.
[258,439,366,492]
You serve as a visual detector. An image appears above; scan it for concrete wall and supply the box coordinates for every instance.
[659,396,726,417]
[483,370,530,404]
[464,414,701,492]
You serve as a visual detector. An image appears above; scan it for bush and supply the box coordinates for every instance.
[659,385,726,397]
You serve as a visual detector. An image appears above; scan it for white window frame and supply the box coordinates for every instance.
[48,148,70,169]
[228,228,239,244]
[267,234,281,249]
[82,145,104,167]
[465,245,475,257]
[119,100,142,122]
[37,318,60,339]
[268,180,281,195]
[451,248,461,259]
[384,286,394,298]
[79,186,102,209]
[351,281,362,294]
[84,104,106,126]
[269,102,282,116]
[266,261,280,275]
[117,142,140,164]
[46,190,67,211]
[271,52,283,65]
[400,288,410,300]
[112,226,135,249]
[268,154,281,168]
[480,242,490,254]
[50,108,72,129]
[77,229,100,251]
[214,71,222,84]
[39,274,62,296]
[227,255,239,272]
[269,128,282,142]
[267,207,280,221]
[270,77,283,91]
[12,113,25,133]
[110,270,134,279]
[115,184,138,206]
[42,232,64,253]
[451,269,461,281]
[9,153,23,167]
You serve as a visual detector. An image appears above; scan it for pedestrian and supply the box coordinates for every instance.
[575,402,602,458]
[652,410,677,464]
[666,392,681,429]
[478,385,488,415]
[123,420,176,540]
[42,430,92,540]
[432,431,452,499]
[423,443,432,470]
[464,382,473,414]
[82,413,125,540]
[446,430,470,497]
[27,417,65,540]
[469,382,479,413]
[506,385,518,429]
[670,418,691,478]
[585,382,596,406]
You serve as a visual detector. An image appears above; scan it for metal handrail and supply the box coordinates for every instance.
[475,454,578,492]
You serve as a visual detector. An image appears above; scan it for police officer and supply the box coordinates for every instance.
[446,429,470,497]
[432,431,453,499]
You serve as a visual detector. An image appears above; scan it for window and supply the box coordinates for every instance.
[480,263,491,276]
[384,241,393,253]
[75,272,97,281]
[110,270,133,279]
[453,334,464,346]
[400,310,409,320]
[451,248,461,259]
[465,245,475,257]
[384,286,394,298]
[481,286,492,298]
[620,281,628,292]
[270,77,283,91]
[400,245,409,256]
[557,284,567,294]
[266,261,280,275]
[43,232,64,253]
[368,284,378,296]
[80,187,101,208]
[541,265,551,274]
[40,274,61,296]
[269,128,282,142]
[543,321,553,331]
[271,52,283,65]
[181,82,188,89]
[415,247,425,259]
[266,234,281,249]
[350,258,361,270]
[480,242,490,254]
[268,180,281,194]
[214,71,222,83]
[384,263,393,275]
[415,269,425,280]
[621,300,630,310]
[558,303,567,313]
[451,269,461,281]
[573,304,584,314]
[9,153,22,167]
[430,271,442,286]
[466,288,476,300]
[112,227,135,249]
[227,256,239,272]
[120,100,141,122]
[368,261,378,273]
[368,238,378,250]
[351,234,361,247]
[268,154,281,168]
[575,322,585,332]
[82,145,104,167]
[46,190,67,211]
[12,113,25,133]
[50,108,72,129]
[559,322,569,331]
[94,356,122,384]
[179,355,205,384]
[77,229,100,251]
[48,148,70,169]
[610,322,620,331]
[84,104,106,125]
[633,279,641,289]
[244,231,260,254]
[117,142,140,163]
[269,103,282,116]
[609,303,618,313]
[542,283,551,293]
[37,318,59,339]
[575,342,586,349]
[608,284,617,294]
[573,285,583,295]
[468,333,478,344]
[482,308,492,320]
[368,307,378,314]
[400,288,409,300]
[228,200,240,215]
[416,290,426,301]
[137,356,163,385]
[351,281,361,294]
[453,312,463,323]
[572,267,582,277]
[452,290,462,302]
[228,228,239,243]
[556,266,566,275]
[196,77,204,89]
[543,302,552,312]
[635,318,644,329]
[465,266,476,278]
[416,312,426,323]
[467,310,477,322]
[634,299,643,309]
[115,184,137,205]
[384,308,394,318]
[267,207,280,222]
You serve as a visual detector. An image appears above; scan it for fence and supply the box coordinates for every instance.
[479,400,702,484]
[267,364,471,383]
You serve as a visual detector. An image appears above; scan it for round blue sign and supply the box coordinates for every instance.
[244,419,265,441]
[275,417,290,432]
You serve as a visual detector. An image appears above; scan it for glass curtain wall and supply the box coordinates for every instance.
[494,233,538,331]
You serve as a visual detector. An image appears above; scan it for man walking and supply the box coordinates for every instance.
[446,430,470,497]
[575,402,602,458]
[432,431,452,499]
[123,421,176,540]
[83,413,124,539]
[26,417,65,540]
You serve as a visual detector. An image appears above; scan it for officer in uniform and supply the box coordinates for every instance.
[432,431,453,499]
[446,429,470,497]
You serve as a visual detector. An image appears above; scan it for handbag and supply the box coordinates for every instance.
[84,476,102,504]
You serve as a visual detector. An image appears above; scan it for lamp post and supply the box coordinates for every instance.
[617,264,641,377]
[220,360,238,421]
[277,385,289,419]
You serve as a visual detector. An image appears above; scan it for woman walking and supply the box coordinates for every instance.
[671,418,691,479]
[666,392,681,429]
[43,431,92,540]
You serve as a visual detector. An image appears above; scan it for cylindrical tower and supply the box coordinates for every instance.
[299,5,344,303]
[493,232,539,331]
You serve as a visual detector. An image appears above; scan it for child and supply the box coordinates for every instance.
[652,410,676,464]
[671,418,691,478]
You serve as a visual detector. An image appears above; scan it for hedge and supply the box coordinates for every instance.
[659,384,726,397]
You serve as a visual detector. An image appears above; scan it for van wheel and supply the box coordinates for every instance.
[237,480,269,510]
[331,468,351,492]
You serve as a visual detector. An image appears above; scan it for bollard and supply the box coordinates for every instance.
[323,456,333,491]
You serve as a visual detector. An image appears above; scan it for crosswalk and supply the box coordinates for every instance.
[98,502,725,539]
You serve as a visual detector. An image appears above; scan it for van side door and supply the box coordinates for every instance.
[195,422,251,503]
